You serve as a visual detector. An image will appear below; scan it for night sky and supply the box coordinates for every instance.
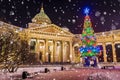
[0,0,120,34]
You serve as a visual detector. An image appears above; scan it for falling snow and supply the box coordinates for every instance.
[10,11,15,16]
[61,10,65,14]
[14,18,17,21]
[113,10,116,13]
[76,16,78,18]
[73,4,76,7]
[66,6,68,8]
[12,6,15,9]
[117,45,120,48]
[101,22,104,25]
[68,19,71,22]
[53,7,56,9]
[77,9,79,12]
[59,23,61,26]
[95,11,101,17]
[0,0,3,2]
[55,9,57,12]
[49,0,51,2]
[118,0,120,2]
[27,12,30,16]
[26,6,29,9]
[109,13,111,16]
[112,20,114,22]
[75,27,78,30]
[0,0,120,34]
[111,24,116,30]
[115,22,119,25]
[103,1,107,5]
[72,19,76,23]
[100,16,105,22]
[58,17,61,20]
[103,12,107,15]
[21,1,24,5]
[68,0,72,2]
[59,7,62,9]
[1,9,6,13]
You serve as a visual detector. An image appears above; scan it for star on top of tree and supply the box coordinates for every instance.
[84,8,90,15]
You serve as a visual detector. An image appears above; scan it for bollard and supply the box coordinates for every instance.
[61,66,66,71]
[61,66,64,71]
[22,71,28,79]
[45,68,49,73]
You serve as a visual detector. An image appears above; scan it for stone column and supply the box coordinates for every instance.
[103,43,107,62]
[67,42,70,62]
[112,43,117,62]
[53,40,56,62]
[70,41,73,63]
[45,39,48,62]
[59,41,62,62]
[35,39,39,61]
[50,41,54,63]
[42,40,45,62]
[62,41,65,62]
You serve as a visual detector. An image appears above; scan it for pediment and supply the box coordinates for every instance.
[40,27,61,33]
[28,24,74,36]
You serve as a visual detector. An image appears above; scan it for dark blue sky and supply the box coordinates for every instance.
[0,0,120,34]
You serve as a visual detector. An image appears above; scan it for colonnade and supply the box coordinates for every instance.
[101,42,117,62]
[30,39,73,63]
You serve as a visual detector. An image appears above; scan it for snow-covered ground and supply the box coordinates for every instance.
[0,65,120,80]
[0,66,62,80]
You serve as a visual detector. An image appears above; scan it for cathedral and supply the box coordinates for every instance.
[0,6,120,64]
[25,7,74,63]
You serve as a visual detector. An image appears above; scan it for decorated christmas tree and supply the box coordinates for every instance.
[80,8,100,66]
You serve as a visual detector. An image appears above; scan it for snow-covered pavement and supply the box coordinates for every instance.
[0,66,63,80]
[0,66,120,80]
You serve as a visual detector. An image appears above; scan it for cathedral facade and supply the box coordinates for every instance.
[0,7,120,64]
[24,7,74,63]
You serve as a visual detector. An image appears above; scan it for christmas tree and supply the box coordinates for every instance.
[80,8,100,58]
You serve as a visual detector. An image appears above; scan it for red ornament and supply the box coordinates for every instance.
[87,40,90,43]
[88,50,91,53]
[93,44,96,46]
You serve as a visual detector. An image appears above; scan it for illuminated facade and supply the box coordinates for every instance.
[1,7,120,64]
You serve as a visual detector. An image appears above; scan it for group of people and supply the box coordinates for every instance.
[83,57,97,67]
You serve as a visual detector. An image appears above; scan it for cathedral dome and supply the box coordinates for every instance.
[32,6,52,24]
